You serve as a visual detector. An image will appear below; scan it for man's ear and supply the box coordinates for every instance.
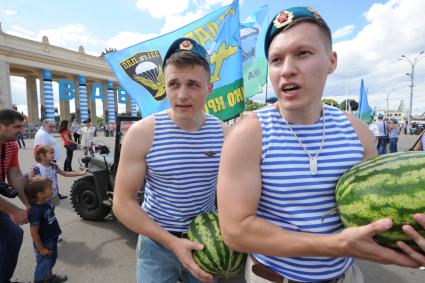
[207,83,213,97]
[328,51,338,74]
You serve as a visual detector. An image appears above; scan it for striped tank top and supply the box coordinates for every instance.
[253,104,364,282]
[142,111,224,232]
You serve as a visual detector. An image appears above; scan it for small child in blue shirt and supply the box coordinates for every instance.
[26,176,67,283]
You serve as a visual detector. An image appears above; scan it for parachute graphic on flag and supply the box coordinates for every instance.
[104,1,244,121]
[240,5,268,99]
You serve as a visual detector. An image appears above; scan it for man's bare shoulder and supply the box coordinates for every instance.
[344,112,377,159]
[226,112,262,144]
[122,116,155,155]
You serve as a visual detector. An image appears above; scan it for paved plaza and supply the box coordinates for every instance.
[8,133,425,283]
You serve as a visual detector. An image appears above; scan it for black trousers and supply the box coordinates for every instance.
[73,132,81,144]
[0,212,24,283]
[63,145,74,171]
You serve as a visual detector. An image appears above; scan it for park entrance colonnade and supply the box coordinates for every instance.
[0,23,139,124]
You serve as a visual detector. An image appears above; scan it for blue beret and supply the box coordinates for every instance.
[264,6,330,59]
[163,37,208,68]
[378,113,384,119]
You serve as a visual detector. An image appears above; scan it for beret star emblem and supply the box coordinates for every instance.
[273,11,294,29]
[179,40,193,51]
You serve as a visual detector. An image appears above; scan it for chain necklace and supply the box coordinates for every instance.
[279,105,326,175]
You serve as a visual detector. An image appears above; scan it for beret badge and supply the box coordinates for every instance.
[273,11,294,29]
[179,40,193,51]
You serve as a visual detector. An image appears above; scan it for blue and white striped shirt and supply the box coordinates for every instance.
[253,104,364,282]
[142,111,224,232]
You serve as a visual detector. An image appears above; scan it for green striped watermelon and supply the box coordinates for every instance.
[187,212,247,278]
[335,151,425,253]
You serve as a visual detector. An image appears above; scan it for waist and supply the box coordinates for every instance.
[250,255,343,283]
[168,231,188,238]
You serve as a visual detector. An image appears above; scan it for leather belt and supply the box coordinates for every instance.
[250,255,340,283]
[169,231,188,238]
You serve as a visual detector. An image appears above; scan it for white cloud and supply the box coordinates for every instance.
[136,0,233,34]
[136,0,191,19]
[7,25,36,38]
[3,9,17,16]
[37,24,100,50]
[326,0,425,113]
[332,25,355,39]
[160,10,207,34]
[107,31,158,50]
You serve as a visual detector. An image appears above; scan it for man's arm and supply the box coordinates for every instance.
[7,166,30,208]
[217,113,418,267]
[30,224,51,256]
[0,197,28,224]
[113,117,213,281]
[345,113,378,160]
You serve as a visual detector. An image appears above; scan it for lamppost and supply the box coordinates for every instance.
[398,51,424,134]
[384,89,393,114]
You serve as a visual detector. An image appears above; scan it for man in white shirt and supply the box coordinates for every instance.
[372,114,388,155]
[80,119,96,152]
[70,120,81,144]
[34,119,66,199]
[34,119,61,161]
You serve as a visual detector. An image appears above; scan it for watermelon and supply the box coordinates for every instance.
[187,212,247,278]
[335,151,425,253]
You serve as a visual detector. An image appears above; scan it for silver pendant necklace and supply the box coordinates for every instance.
[279,105,326,176]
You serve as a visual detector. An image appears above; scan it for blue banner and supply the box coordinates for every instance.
[241,5,268,99]
[105,1,243,121]
[356,79,372,124]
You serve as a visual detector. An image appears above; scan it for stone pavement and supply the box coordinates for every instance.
[7,133,425,283]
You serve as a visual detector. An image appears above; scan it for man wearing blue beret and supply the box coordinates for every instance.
[217,6,423,283]
[113,37,227,283]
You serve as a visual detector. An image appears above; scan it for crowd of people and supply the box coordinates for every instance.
[0,110,89,283]
[371,114,402,155]
[2,5,425,283]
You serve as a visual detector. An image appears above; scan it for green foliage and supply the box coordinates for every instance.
[322,99,340,108]
[245,99,265,111]
[340,99,359,111]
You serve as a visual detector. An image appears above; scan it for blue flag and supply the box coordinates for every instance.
[104,1,244,121]
[356,79,372,124]
[240,5,268,98]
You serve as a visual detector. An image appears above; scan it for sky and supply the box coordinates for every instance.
[1,0,425,116]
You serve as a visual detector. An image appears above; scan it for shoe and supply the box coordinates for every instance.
[58,193,68,200]
[51,274,68,283]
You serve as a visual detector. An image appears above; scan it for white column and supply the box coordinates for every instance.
[0,58,12,109]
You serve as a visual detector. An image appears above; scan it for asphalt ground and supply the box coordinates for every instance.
[7,133,425,283]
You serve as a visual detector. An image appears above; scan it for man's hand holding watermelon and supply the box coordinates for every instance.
[168,237,214,282]
[397,213,425,266]
[337,218,421,267]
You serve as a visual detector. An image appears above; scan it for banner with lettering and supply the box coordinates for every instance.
[240,5,268,99]
[105,1,244,121]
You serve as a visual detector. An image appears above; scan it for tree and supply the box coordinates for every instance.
[245,99,265,111]
[322,99,340,108]
[340,99,359,111]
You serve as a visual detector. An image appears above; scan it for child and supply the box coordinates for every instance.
[26,176,68,283]
[29,145,88,206]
